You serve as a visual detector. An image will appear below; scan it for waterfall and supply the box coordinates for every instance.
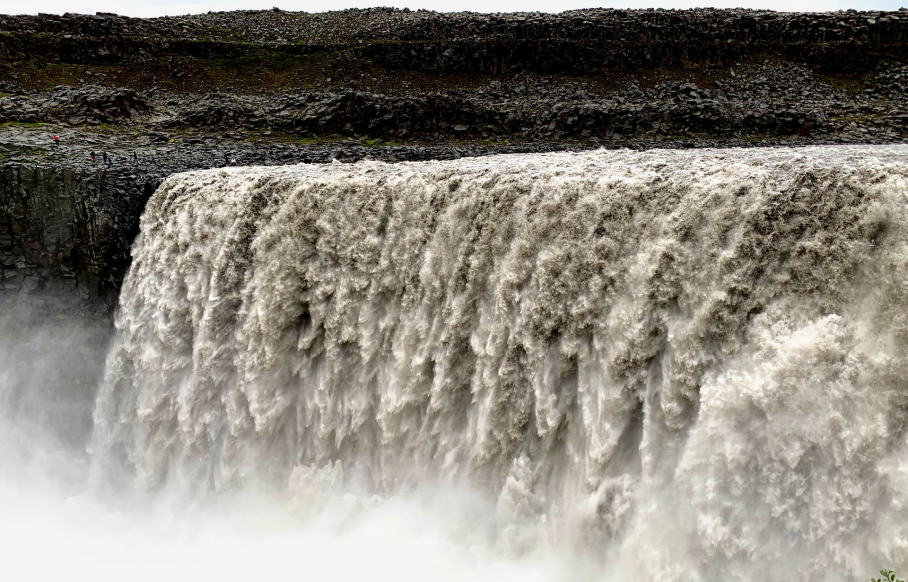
[92,146,908,580]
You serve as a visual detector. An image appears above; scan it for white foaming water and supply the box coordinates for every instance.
[4,146,908,581]
[0,480,595,582]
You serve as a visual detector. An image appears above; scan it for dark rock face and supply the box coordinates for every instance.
[0,163,155,313]
[2,63,907,143]
[1,8,906,73]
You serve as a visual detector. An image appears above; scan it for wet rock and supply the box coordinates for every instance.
[21,276,40,292]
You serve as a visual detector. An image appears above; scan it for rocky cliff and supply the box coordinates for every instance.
[1,8,907,143]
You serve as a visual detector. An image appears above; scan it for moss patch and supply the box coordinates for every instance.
[815,72,867,94]
[0,121,45,128]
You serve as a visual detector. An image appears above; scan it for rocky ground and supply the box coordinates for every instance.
[1,7,907,144]
[1,55,907,145]
[1,7,907,316]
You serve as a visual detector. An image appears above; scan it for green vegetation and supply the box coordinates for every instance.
[285,135,331,145]
[0,121,45,129]
[873,571,905,582]
[815,71,867,94]
[785,568,904,582]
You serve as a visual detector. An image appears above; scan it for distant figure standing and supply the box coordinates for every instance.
[103,152,112,168]
[132,151,138,165]
[90,151,96,164]
[53,134,60,147]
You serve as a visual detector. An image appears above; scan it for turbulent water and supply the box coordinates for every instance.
[79,146,908,580]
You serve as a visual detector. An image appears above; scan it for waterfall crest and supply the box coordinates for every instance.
[92,146,908,579]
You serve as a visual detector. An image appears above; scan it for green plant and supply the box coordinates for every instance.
[0,121,44,128]
[873,570,905,582]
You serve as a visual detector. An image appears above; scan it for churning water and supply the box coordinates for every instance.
[4,146,908,581]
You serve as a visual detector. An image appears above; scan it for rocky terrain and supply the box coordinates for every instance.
[1,7,907,316]
[2,7,908,143]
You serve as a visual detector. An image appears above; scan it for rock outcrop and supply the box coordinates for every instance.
[2,8,907,74]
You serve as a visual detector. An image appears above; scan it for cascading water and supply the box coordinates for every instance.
[87,146,908,581]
